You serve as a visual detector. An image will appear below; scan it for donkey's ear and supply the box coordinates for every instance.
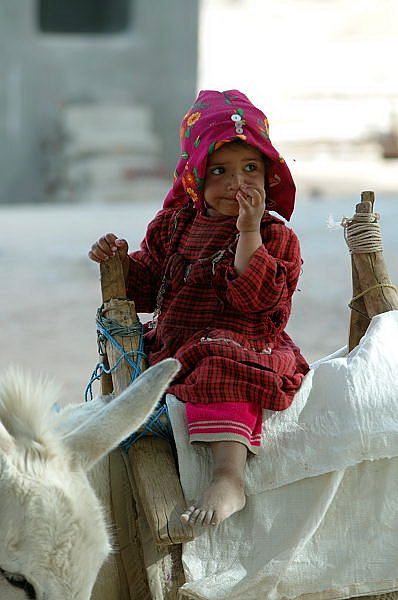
[56,396,110,437]
[0,421,15,453]
[63,359,180,471]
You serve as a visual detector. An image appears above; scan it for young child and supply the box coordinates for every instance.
[89,89,309,527]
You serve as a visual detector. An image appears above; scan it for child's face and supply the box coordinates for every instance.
[204,143,266,217]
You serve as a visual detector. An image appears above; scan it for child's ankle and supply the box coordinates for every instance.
[213,468,245,485]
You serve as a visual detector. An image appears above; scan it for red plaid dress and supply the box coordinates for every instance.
[126,204,309,415]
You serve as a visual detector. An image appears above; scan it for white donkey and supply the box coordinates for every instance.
[0,358,180,600]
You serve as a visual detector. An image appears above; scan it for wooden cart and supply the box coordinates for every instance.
[96,191,398,600]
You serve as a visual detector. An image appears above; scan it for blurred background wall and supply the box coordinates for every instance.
[2,0,397,206]
[198,0,398,198]
[0,0,199,204]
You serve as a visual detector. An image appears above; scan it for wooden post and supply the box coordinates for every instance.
[348,191,398,351]
[99,252,128,395]
[101,297,146,394]
[98,253,193,598]
[348,259,369,352]
[99,255,151,600]
[348,193,374,351]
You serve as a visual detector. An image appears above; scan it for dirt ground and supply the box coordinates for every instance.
[1,190,397,406]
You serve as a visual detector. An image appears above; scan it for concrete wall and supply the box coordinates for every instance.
[0,0,199,203]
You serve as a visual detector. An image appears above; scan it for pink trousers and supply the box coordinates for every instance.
[185,401,263,454]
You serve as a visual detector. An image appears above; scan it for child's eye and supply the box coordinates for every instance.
[210,166,225,175]
[244,163,257,172]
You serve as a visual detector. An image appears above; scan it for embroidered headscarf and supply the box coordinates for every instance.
[163,89,296,221]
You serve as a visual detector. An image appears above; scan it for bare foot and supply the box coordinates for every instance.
[180,473,246,526]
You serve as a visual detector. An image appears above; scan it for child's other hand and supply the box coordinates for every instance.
[88,233,129,264]
[235,184,265,233]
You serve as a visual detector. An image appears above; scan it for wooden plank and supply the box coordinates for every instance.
[109,449,152,600]
[129,437,194,545]
[123,453,186,600]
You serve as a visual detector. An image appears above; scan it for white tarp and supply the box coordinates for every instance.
[167,310,398,600]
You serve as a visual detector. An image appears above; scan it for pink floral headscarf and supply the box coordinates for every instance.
[163,89,296,221]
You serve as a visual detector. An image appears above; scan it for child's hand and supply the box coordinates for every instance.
[235,184,265,233]
[88,233,129,264]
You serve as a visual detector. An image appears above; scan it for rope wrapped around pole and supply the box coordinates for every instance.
[342,212,383,254]
[344,191,398,351]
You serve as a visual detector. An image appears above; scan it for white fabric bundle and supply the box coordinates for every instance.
[167,310,398,600]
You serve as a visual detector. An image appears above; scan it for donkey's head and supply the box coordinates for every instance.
[0,359,179,600]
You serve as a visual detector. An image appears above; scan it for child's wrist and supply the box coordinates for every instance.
[238,227,261,234]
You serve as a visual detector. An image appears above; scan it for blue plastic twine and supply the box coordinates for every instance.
[85,306,173,450]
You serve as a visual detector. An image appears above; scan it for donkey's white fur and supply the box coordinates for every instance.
[0,359,180,600]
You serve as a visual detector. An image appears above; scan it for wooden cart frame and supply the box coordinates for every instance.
[96,191,398,600]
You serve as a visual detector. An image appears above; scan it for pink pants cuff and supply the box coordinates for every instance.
[185,401,263,454]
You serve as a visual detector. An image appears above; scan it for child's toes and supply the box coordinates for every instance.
[194,509,208,526]
[180,505,195,524]
[203,509,216,526]
[181,505,220,527]
[188,507,202,525]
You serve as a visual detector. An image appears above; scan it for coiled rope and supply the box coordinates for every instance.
[341,212,383,254]
[85,305,173,450]
[341,212,398,316]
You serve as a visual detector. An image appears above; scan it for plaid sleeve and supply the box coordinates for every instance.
[225,224,302,313]
[125,211,169,312]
